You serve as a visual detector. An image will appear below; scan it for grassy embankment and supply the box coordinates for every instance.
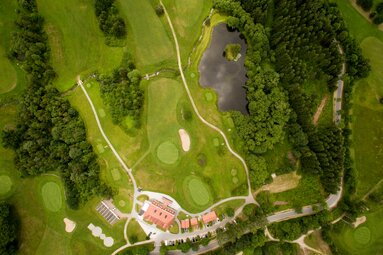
[328,1,383,253]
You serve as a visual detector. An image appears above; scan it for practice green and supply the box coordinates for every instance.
[354,226,371,244]
[0,175,12,195]
[187,177,210,206]
[157,141,179,164]
[42,182,62,212]
[111,168,121,181]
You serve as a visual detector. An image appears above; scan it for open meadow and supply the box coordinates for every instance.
[116,0,177,72]
[36,0,123,91]
[161,0,213,65]
[333,0,383,198]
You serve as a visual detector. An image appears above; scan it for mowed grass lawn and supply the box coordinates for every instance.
[0,105,125,255]
[352,37,383,197]
[0,0,17,93]
[0,0,26,98]
[332,0,383,197]
[67,82,142,213]
[37,0,123,91]
[117,0,176,72]
[333,0,383,43]
[331,209,383,254]
[134,78,247,212]
[162,0,212,64]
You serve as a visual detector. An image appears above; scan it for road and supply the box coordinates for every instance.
[77,78,137,192]
[149,39,348,253]
[79,74,254,255]
[108,5,347,255]
[334,45,346,125]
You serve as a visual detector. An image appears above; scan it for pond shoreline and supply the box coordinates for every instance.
[198,23,248,114]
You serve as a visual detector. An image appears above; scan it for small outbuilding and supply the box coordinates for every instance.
[202,211,218,225]
[181,219,190,230]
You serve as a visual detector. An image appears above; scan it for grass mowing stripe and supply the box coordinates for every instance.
[156,141,179,165]
[185,176,211,206]
[0,175,12,195]
[41,182,62,212]
[354,227,371,244]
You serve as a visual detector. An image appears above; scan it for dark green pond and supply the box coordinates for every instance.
[199,23,248,114]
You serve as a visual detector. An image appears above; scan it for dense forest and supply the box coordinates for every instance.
[215,0,370,196]
[94,0,126,42]
[1,0,112,209]
[211,0,371,253]
[97,54,143,127]
[0,203,19,255]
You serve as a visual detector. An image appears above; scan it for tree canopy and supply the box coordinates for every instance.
[0,203,19,255]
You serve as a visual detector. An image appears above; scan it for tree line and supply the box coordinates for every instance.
[95,0,126,43]
[0,203,19,255]
[214,0,291,189]
[357,0,383,24]
[97,54,143,128]
[2,0,112,209]
[210,0,371,252]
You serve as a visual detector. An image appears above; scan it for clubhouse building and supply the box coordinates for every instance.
[142,198,177,230]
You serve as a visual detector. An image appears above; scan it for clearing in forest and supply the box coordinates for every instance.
[313,95,329,125]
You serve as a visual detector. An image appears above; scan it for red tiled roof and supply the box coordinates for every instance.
[190,218,198,226]
[143,200,176,229]
[202,211,217,224]
[162,197,173,206]
[181,219,190,229]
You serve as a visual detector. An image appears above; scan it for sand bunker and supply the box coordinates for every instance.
[178,129,190,152]
[63,218,76,233]
[353,216,367,228]
[87,223,114,247]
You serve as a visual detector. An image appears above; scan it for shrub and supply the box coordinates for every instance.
[155,5,164,16]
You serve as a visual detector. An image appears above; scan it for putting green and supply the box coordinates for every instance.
[0,175,12,195]
[111,168,121,181]
[205,92,213,102]
[42,182,62,212]
[157,141,179,164]
[187,177,211,206]
[354,226,371,244]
